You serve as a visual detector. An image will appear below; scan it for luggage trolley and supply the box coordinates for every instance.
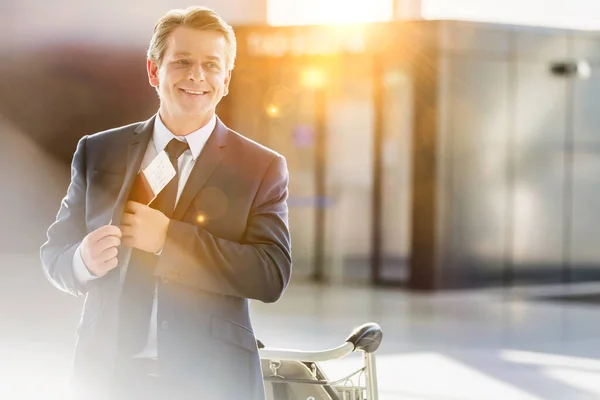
[259,322,383,400]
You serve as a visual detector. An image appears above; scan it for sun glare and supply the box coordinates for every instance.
[267,0,394,26]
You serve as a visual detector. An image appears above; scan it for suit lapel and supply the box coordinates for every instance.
[110,116,154,226]
[172,117,229,220]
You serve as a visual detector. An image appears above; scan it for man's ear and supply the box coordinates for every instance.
[147,59,160,87]
[223,70,232,96]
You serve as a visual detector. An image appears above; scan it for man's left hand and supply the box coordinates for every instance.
[120,201,170,254]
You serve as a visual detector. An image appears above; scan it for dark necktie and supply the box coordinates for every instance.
[117,138,190,356]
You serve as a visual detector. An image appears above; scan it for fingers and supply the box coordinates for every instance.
[95,235,121,252]
[87,235,121,264]
[91,256,119,277]
[103,256,119,271]
[119,210,166,238]
[120,213,136,238]
[125,201,144,214]
[121,212,135,226]
[118,206,169,253]
[81,228,121,277]
[99,246,119,263]
[89,224,122,244]
[120,225,134,237]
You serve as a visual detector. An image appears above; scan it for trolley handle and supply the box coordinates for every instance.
[259,342,354,362]
[345,322,382,353]
[258,322,383,362]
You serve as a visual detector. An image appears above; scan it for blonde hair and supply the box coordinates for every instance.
[147,6,237,70]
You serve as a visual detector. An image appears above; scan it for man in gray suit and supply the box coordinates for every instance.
[40,6,291,400]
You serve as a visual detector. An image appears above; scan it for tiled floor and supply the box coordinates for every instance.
[251,281,600,400]
[6,279,600,399]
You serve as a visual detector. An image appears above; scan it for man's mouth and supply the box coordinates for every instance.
[181,89,209,95]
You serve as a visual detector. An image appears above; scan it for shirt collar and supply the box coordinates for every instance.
[153,113,217,160]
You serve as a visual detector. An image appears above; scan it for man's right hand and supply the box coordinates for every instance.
[80,225,122,277]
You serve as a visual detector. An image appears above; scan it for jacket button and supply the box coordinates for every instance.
[161,321,169,330]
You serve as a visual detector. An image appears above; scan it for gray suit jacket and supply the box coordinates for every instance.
[40,115,292,399]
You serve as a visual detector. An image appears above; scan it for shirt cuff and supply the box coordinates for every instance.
[72,244,99,284]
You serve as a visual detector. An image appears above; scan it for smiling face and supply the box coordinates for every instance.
[147,26,232,134]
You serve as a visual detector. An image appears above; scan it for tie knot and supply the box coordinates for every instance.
[165,139,190,159]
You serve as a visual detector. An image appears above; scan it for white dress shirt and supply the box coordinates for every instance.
[73,113,216,358]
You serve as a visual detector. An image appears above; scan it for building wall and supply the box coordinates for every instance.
[1,0,267,49]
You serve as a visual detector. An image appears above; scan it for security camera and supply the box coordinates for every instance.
[550,60,592,79]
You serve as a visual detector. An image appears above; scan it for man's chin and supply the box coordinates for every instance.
[174,108,215,121]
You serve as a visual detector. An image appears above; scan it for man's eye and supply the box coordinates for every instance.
[177,60,188,66]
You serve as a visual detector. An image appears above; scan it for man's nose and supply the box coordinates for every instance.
[189,64,205,81]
